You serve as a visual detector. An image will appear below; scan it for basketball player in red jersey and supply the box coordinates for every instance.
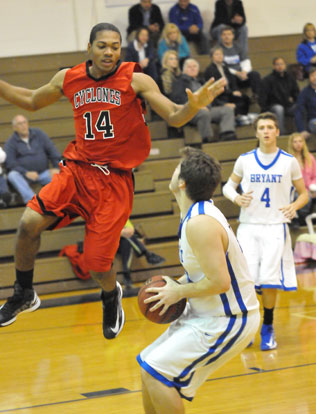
[0,23,225,339]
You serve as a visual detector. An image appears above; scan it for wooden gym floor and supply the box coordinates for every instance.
[0,267,316,414]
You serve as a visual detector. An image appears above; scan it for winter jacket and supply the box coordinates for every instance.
[259,70,299,112]
[211,0,246,30]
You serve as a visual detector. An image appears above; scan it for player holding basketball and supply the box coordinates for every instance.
[0,23,225,339]
[223,112,308,350]
[137,147,260,413]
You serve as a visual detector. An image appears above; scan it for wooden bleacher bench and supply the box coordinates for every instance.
[0,187,174,231]
[0,240,181,297]
[0,117,74,141]
[0,98,71,126]
[149,138,184,160]
[2,70,59,91]
[0,51,87,75]
[0,33,310,299]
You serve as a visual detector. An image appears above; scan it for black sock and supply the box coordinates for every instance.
[16,269,34,290]
[102,286,117,299]
[263,307,274,325]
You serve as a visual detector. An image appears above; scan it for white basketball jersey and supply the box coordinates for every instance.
[179,200,259,317]
[234,148,302,224]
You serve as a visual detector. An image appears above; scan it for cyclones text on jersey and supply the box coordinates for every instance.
[74,87,121,109]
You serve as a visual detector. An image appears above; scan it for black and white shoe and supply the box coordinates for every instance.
[101,282,125,339]
[0,281,41,327]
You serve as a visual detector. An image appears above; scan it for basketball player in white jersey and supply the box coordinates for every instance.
[223,112,308,351]
[137,147,260,414]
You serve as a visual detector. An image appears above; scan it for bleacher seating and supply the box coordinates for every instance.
[0,33,313,299]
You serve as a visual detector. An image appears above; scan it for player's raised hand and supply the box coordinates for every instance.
[186,77,226,110]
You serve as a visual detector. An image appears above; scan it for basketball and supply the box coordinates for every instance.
[138,275,186,324]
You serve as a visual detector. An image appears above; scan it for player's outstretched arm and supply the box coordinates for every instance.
[0,69,67,111]
[132,72,225,127]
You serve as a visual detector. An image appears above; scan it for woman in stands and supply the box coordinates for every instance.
[288,132,316,225]
[158,23,190,68]
[125,26,158,82]
[160,50,182,96]
[296,23,316,78]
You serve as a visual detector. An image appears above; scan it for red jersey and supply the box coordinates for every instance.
[62,61,151,169]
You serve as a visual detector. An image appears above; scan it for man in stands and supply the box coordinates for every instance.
[210,0,248,57]
[169,0,208,54]
[170,58,236,142]
[5,115,60,204]
[259,57,299,135]
[295,67,316,139]
[219,25,261,102]
[126,0,164,46]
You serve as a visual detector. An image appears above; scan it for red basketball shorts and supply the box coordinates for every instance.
[28,160,134,272]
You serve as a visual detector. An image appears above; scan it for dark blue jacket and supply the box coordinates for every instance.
[169,3,203,34]
[296,40,316,72]
[4,128,61,175]
[295,85,316,131]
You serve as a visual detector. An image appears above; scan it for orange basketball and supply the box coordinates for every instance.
[138,275,186,324]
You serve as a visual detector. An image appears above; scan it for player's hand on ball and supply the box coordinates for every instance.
[144,276,182,316]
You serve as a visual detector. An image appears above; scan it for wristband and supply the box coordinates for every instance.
[223,178,239,203]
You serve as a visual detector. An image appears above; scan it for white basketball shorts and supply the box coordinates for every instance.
[137,305,260,400]
[237,223,297,291]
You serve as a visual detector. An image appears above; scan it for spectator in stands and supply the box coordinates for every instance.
[210,0,248,57]
[125,26,159,83]
[4,115,61,204]
[158,23,190,67]
[288,132,316,226]
[259,57,299,135]
[170,58,236,142]
[295,67,316,139]
[169,0,208,55]
[160,50,182,96]
[204,46,250,124]
[219,25,261,101]
[126,0,164,46]
[117,219,165,290]
[0,146,13,208]
[296,23,316,78]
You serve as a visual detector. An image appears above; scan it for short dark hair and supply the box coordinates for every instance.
[254,112,279,130]
[135,26,150,41]
[272,56,285,65]
[220,25,235,35]
[210,45,223,57]
[179,147,221,201]
[89,23,122,44]
[309,67,316,76]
